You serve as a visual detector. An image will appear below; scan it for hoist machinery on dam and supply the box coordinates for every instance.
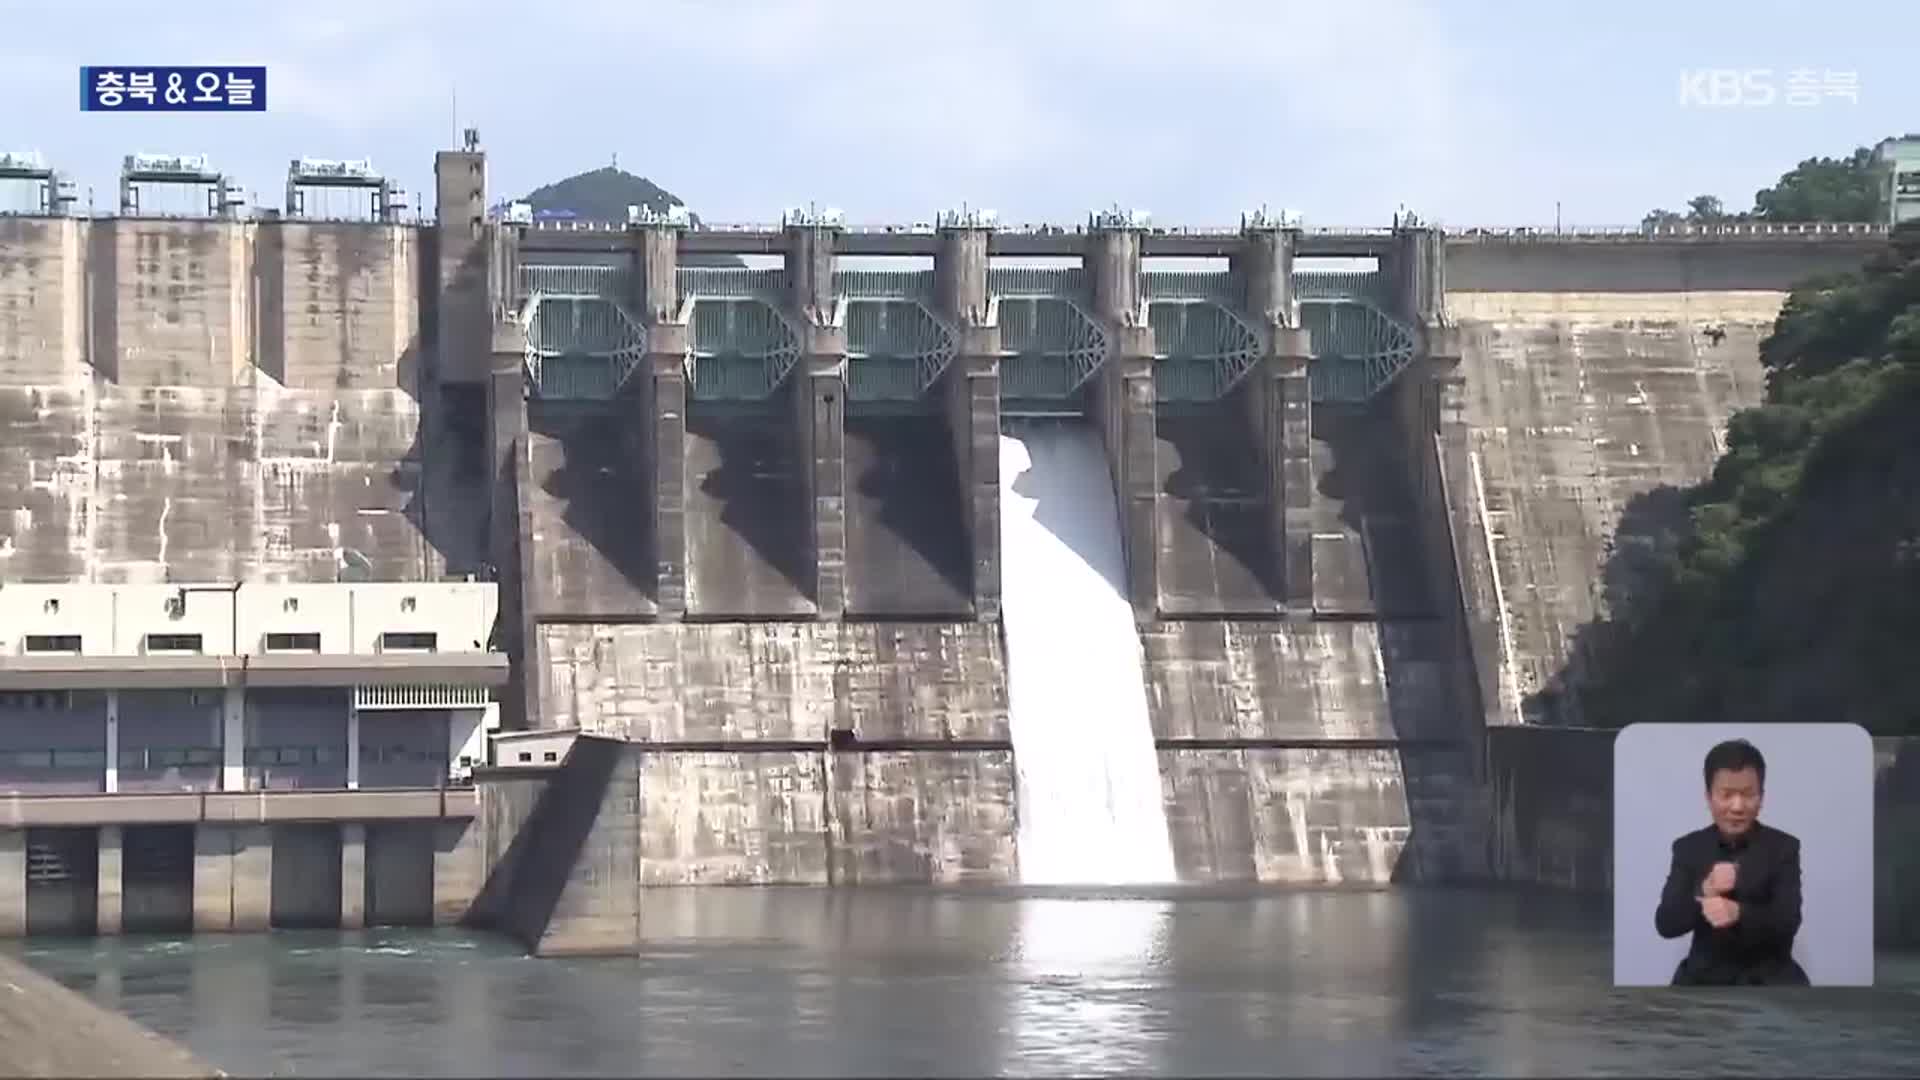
[0,134,1896,948]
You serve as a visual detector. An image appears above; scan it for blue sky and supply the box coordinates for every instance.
[2,0,1914,227]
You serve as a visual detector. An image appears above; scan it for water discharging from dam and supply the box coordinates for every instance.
[998,420,1177,885]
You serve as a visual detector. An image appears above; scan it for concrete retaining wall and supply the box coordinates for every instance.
[1445,285,1792,725]
[478,735,1019,955]
[0,216,486,585]
[1160,744,1484,884]
[1145,618,1485,884]
[1142,620,1458,741]
[0,950,217,1078]
[537,622,1009,742]
[1486,727,1920,946]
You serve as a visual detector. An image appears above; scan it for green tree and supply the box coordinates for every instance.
[1641,142,1891,228]
[1640,194,1748,228]
[1752,148,1886,223]
[1568,228,1920,733]
[1687,194,1735,222]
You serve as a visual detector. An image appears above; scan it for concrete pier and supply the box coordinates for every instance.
[935,225,1003,619]
[1232,226,1314,608]
[0,830,23,936]
[1085,226,1160,619]
[340,822,366,929]
[194,823,271,932]
[96,823,122,935]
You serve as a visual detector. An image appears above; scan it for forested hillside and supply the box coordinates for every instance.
[1558,225,1920,734]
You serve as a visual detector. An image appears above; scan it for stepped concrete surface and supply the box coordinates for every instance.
[0,950,220,1077]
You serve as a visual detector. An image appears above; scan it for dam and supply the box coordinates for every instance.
[0,138,1907,949]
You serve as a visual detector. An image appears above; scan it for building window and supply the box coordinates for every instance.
[380,631,438,653]
[0,691,72,711]
[23,634,82,654]
[264,632,321,653]
[146,633,204,654]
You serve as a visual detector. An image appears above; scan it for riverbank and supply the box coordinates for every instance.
[0,949,219,1078]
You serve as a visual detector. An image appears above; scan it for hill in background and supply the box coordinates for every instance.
[521,166,692,224]
[519,166,741,267]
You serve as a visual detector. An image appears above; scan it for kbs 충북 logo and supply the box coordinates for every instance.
[80,66,268,112]
[1676,68,1860,108]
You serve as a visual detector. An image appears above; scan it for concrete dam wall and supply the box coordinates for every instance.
[1436,236,1876,728]
[480,229,1907,948]
[1442,237,1920,942]
[0,215,485,584]
[494,232,1904,942]
[487,388,1486,955]
[4,164,1896,953]
[472,213,1500,938]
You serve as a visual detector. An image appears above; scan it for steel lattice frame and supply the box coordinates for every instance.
[834,270,957,402]
[986,267,1108,399]
[520,299,649,400]
[1137,271,1261,402]
[1291,270,1418,402]
[677,268,800,401]
[512,263,1416,405]
[517,265,651,400]
[1301,299,1417,403]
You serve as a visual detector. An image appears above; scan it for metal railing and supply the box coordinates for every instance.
[1447,222,1889,239]
[1,211,1883,238]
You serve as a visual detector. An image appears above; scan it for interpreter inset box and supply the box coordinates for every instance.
[1612,722,1875,988]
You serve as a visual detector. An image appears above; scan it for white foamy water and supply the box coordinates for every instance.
[998,422,1177,885]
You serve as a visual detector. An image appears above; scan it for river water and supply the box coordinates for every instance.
[13,888,1919,1077]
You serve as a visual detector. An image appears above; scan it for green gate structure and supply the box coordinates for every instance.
[1294,270,1417,403]
[513,259,1416,408]
[835,270,956,412]
[1140,270,1261,406]
[517,265,649,401]
[987,266,1109,415]
[676,268,800,405]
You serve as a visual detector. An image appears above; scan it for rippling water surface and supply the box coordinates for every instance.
[15,888,1920,1077]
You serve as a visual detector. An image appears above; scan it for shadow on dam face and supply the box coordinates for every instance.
[685,406,814,617]
[525,403,658,618]
[1155,402,1282,615]
[1311,402,1434,619]
[844,413,971,618]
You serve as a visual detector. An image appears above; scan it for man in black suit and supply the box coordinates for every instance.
[1654,738,1810,986]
